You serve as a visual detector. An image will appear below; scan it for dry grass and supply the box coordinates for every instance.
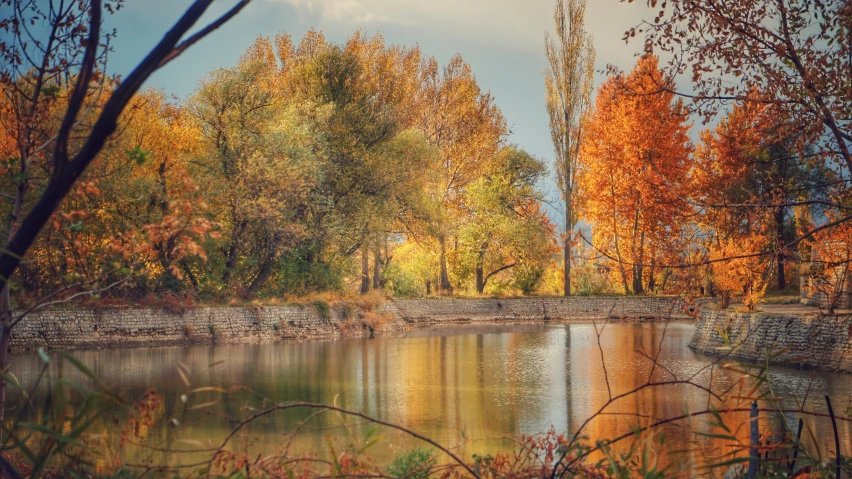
[359,310,394,330]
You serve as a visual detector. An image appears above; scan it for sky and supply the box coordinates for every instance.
[105,0,657,219]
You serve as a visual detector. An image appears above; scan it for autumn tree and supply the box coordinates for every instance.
[187,31,440,297]
[0,0,250,419]
[454,147,554,294]
[709,235,772,310]
[544,0,595,296]
[417,55,507,294]
[807,218,852,313]
[580,56,692,294]
[624,0,852,238]
[694,99,834,291]
[190,37,314,296]
[16,90,217,297]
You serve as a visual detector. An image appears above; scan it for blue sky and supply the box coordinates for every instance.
[105,0,655,219]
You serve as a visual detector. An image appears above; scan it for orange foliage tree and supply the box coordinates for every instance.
[580,56,693,294]
[624,0,852,180]
[807,217,852,313]
[694,97,838,293]
[708,235,771,310]
[623,1,852,274]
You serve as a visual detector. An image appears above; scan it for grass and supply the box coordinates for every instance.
[312,299,331,321]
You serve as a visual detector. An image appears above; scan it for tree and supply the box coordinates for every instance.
[694,99,834,291]
[807,218,852,313]
[0,0,250,417]
[417,55,507,294]
[544,0,595,296]
[580,56,693,294]
[624,0,852,232]
[15,90,217,296]
[455,147,554,294]
[709,234,772,310]
[190,37,311,296]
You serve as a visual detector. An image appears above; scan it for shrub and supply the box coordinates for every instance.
[275,247,349,295]
[387,448,435,479]
[514,263,545,295]
[137,292,196,315]
[709,235,770,310]
[360,311,392,330]
[313,299,331,321]
[355,289,385,312]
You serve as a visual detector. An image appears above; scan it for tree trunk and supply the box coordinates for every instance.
[372,240,382,290]
[476,244,486,294]
[360,247,370,294]
[180,259,199,288]
[660,268,671,292]
[631,211,645,295]
[610,179,630,294]
[248,239,277,295]
[563,208,572,296]
[425,280,432,295]
[222,218,246,285]
[476,265,485,294]
[0,285,11,423]
[647,258,656,293]
[248,259,275,295]
[775,207,786,290]
[438,235,453,295]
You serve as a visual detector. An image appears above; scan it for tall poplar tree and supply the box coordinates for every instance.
[544,0,595,296]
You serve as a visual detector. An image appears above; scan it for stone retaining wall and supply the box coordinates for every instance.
[388,296,692,322]
[10,296,692,352]
[689,310,852,373]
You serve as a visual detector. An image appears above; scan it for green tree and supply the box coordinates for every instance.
[455,147,555,294]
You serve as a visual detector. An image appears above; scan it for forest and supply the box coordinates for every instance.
[1,29,560,304]
[1,27,848,310]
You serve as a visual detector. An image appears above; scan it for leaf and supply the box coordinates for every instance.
[17,423,85,448]
[37,348,50,364]
[56,351,113,395]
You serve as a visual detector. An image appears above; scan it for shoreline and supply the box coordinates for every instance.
[10,296,694,353]
[690,309,852,374]
[10,296,852,375]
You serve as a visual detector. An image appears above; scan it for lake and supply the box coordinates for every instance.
[8,322,852,475]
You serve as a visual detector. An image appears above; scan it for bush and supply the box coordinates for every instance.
[274,247,349,296]
[514,263,545,295]
[313,299,331,321]
[387,448,436,479]
[384,261,425,297]
[709,235,769,310]
[574,263,612,296]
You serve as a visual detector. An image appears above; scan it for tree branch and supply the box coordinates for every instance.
[0,0,251,288]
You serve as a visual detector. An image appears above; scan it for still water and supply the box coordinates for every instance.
[9,322,852,472]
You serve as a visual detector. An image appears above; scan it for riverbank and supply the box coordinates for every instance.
[689,309,852,374]
[10,296,694,352]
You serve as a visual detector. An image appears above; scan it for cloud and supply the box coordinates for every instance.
[268,0,647,66]
[276,0,402,24]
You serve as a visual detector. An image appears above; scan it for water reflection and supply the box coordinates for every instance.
[8,322,852,473]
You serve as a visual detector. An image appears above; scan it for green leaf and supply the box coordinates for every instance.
[37,348,50,364]
[125,146,151,166]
